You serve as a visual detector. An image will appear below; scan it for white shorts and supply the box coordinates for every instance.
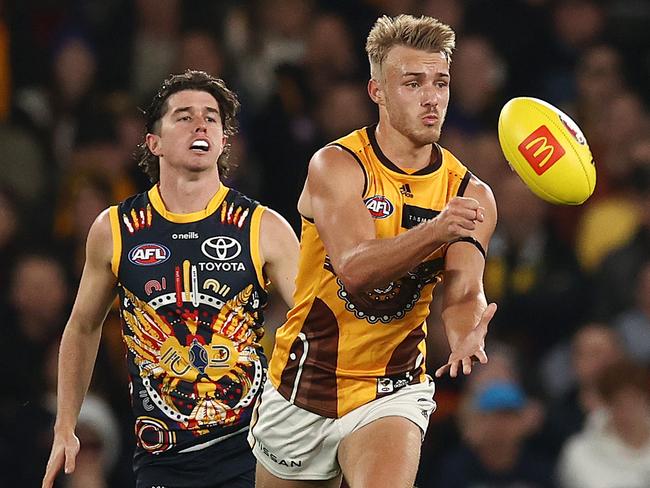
[248,378,436,480]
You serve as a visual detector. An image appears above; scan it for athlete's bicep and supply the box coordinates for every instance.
[67,209,118,333]
[307,146,374,270]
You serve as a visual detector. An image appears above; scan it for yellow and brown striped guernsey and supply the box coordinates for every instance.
[269,124,471,418]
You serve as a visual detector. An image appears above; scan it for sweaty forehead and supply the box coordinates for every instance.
[383,46,449,76]
[166,89,220,111]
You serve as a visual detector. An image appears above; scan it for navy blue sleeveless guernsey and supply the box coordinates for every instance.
[108,184,268,462]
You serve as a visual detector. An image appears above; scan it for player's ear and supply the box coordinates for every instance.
[146,133,162,156]
[368,78,384,105]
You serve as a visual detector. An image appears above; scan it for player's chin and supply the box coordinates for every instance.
[186,159,217,173]
[415,126,440,145]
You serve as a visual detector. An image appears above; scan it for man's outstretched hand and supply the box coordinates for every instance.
[435,302,497,378]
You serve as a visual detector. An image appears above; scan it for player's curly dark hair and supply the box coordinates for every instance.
[137,70,241,183]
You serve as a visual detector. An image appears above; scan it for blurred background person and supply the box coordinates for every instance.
[3,253,70,415]
[483,173,588,359]
[422,341,551,488]
[592,164,650,321]
[614,260,650,366]
[557,360,650,488]
[537,322,627,459]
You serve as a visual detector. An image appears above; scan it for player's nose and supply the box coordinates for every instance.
[420,86,438,107]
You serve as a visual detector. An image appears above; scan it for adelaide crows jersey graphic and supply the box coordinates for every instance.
[109,184,268,456]
[269,125,470,418]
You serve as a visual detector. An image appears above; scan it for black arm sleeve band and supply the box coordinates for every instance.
[446,236,486,259]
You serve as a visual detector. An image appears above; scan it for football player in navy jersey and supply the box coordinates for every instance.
[43,70,299,488]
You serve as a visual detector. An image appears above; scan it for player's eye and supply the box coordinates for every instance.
[406,81,419,88]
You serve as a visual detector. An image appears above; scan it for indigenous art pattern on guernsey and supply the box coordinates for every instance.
[123,284,265,453]
[324,255,445,324]
[122,204,153,234]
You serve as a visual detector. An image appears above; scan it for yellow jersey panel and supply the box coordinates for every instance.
[269,125,470,418]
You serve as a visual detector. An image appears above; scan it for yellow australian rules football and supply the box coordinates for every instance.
[498,97,596,205]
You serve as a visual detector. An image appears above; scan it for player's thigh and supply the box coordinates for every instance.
[255,462,342,488]
[337,416,422,488]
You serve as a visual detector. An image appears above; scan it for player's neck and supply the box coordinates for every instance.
[157,170,222,214]
[375,121,434,172]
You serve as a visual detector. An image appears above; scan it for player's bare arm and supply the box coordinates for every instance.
[435,176,498,378]
[300,145,484,295]
[42,209,118,488]
[260,208,300,307]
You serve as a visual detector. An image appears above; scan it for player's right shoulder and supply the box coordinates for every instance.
[85,207,115,266]
[308,145,365,187]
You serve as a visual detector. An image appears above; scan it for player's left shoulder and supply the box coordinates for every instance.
[260,207,290,234]
[465,174,497,214]
[260,208,299,262]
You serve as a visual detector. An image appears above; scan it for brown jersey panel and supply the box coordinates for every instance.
[384,321,427,378]
[278,297,340,418]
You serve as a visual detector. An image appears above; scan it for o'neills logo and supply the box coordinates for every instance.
[518,125,566,175]
[128,243,170,266]
[364,195,394,219]
[172,231,199,240]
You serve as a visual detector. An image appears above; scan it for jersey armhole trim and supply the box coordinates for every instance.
[108,206,121,277]
[457,170,472,196]
[251,205,266,289]
[328,143,368,197]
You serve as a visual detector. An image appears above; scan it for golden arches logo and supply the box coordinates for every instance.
[517,125,565,175]
[526,137,554,164]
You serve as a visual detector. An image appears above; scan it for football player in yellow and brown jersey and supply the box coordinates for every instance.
[250,14,498,488]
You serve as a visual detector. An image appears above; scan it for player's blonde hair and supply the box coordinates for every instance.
[365,14,455,79]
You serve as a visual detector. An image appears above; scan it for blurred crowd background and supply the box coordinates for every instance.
[1,0,650,487]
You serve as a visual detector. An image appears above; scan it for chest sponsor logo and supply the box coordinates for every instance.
[198,261,246,272]
[364,195,394,219]
[201,236,242,261]
[128,243,170,266]
[401,204,439,229]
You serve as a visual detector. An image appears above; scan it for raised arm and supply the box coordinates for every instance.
[42,209,118,488]
[300,145,484,295]
[260,208,300,307]
[435,176,498,378]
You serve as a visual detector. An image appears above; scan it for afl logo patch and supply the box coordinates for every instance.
[364,195,394,219]
[128,243,170,266]
[201,236,242,261]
